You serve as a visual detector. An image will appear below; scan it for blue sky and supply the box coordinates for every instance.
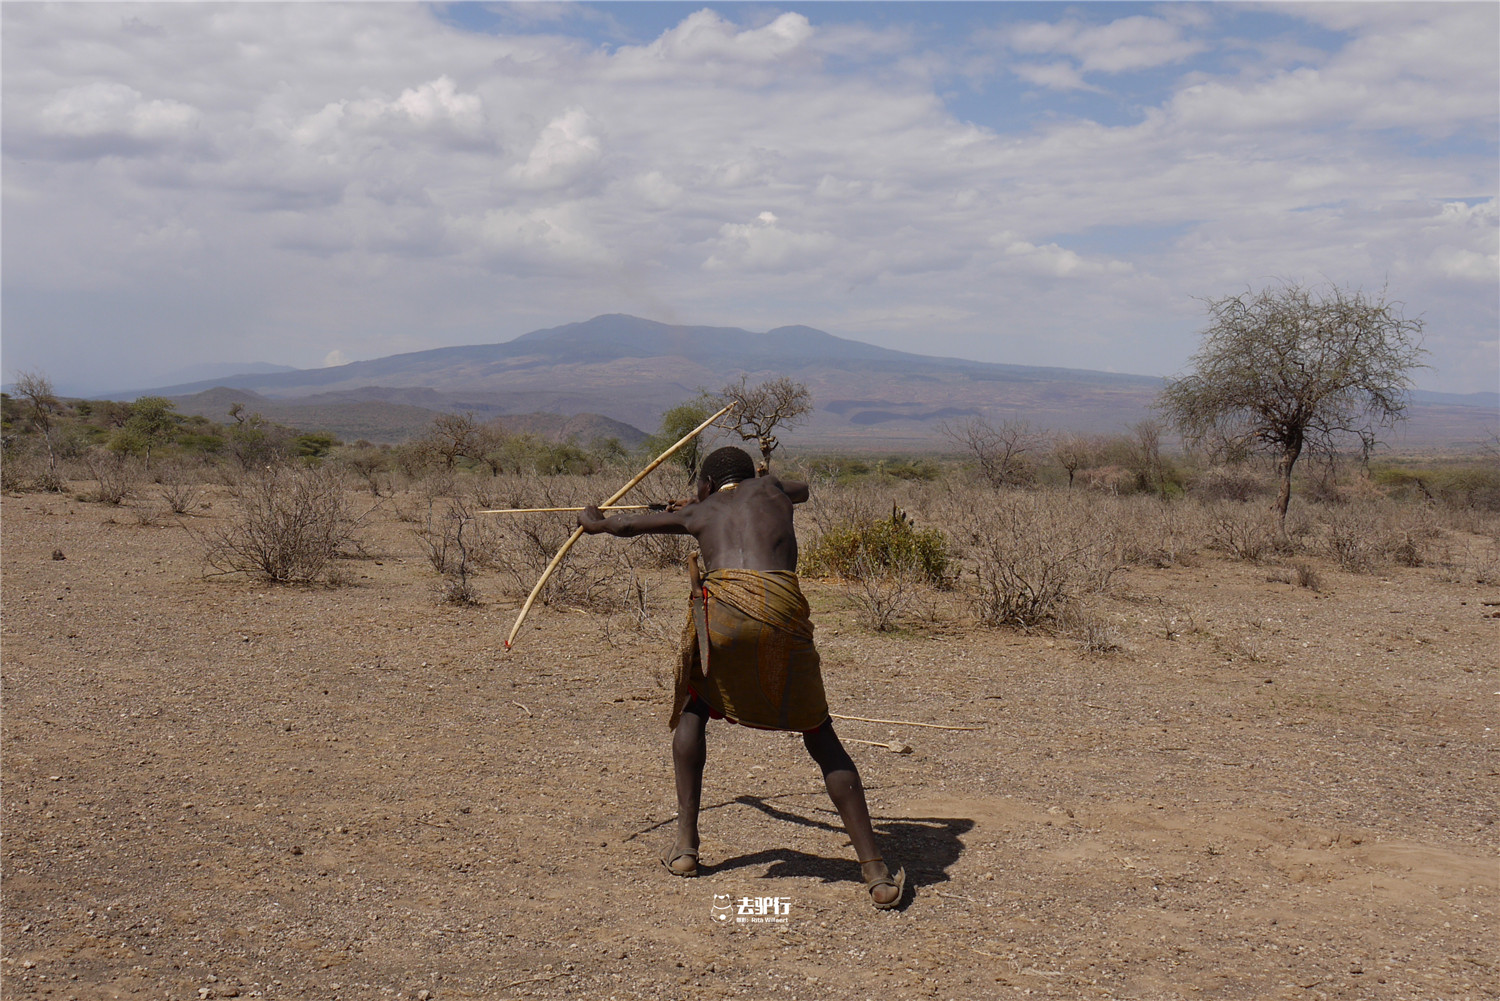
[3,2,1496,396]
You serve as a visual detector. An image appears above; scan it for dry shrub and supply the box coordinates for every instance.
[1324,504,1380,572]
[1191,464,1268,502]
[85,449,138,504]
[841,549,926,631]
[415,499,482,604]
[1105,494,1207,567]
[203,467,362,584]
[1205,501,1278,562]
[489,510,631,611]
[1058,603,1123,654]
[1295,563,1323,590]
[954,492,1120,628]
[158,462,205,515]
[0,438,65,493]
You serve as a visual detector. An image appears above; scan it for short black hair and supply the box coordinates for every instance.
[699,446,756,490]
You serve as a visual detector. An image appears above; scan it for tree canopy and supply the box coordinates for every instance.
[719,375,812,472]
[1159,281,1425,526]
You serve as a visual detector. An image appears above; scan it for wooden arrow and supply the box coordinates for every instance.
[478,504,658,515]
[504,401,736,651]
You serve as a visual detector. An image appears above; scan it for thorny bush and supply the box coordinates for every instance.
[202,467,364,584]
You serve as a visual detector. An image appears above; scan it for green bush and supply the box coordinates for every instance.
[800,507,951,586]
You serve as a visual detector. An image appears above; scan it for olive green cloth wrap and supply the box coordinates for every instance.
[672,569,829,732]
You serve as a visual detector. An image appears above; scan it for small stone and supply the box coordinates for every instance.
[51,550,65,561]
[417,991,432,1001]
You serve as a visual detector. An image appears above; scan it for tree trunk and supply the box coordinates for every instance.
[1274,443,1301,534]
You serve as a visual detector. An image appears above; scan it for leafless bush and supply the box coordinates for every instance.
[954,492,1120,628]
[158,463,205,515]
[941,417,1043,488]
[1191,464,1268,502]
[842,548,925,632]
[416,468,458,502]
[202,467,362,584]
[1205,502,1277,562]
[1058,603,1123,654]
[489,509,629,611]
[85,449,138,504]
[1295,563,1322,590]
[633,531,694,569]
[1106,494,1206,568]
[338,446,390,496]
[1325,504,1380,572]
[416,500,481,605]
[0,438,47,492]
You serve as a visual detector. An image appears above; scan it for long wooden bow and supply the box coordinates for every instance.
[503,401,736,651]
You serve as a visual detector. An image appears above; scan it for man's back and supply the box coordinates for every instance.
[680,474,806,573]
[577,471,809,572]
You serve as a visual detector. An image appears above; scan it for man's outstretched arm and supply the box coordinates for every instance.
[578,505,691,537]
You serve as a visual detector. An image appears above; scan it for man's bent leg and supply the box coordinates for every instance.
[803,720,900,907]
[666,696,710,875]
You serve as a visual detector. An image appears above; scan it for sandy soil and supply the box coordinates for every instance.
[2,486,1496,1001]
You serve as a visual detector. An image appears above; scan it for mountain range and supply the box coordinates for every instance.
[136,314,1495,451]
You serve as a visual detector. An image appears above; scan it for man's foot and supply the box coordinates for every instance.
[860,858,904,909]
[660,849,699,877]
[660,837,700,877]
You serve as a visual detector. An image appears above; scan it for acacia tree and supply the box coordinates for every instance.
[1049,432,1097,491]
[646,391,720,478]
[1159,282,1425,530]
[718,376,812,472]
[422,412,481,469]
[114,396,181,469]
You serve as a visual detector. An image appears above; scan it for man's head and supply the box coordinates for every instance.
[698,446,756,492]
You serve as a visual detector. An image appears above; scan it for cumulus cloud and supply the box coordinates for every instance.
[996,235,1133,279]
[509,107,603,190]
[640,9,812,64]
[704,212,839,273]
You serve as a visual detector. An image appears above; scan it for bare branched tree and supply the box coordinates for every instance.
[718,376,812,472]
[941,417,1042,488]
[1159,281,1425,531]
[423,412,481,469]
[1049,433,1096,491]
[13,371,62,489]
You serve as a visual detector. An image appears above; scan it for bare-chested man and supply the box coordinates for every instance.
[579,446,904,909]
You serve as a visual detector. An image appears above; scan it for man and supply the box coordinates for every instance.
[578,446,904,909]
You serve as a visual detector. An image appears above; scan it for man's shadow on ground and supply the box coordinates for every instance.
[698,794,973,910]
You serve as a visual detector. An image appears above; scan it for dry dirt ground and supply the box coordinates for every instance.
[2,486,1496,1001]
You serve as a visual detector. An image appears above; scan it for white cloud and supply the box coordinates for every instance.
[704,213,838,273]
[642,9,812,64]
[996,236,1133,279]
[1011,62,1097,93]
[509,107,603,190]
[41,81,200,143]
[1008,15,1204,76]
